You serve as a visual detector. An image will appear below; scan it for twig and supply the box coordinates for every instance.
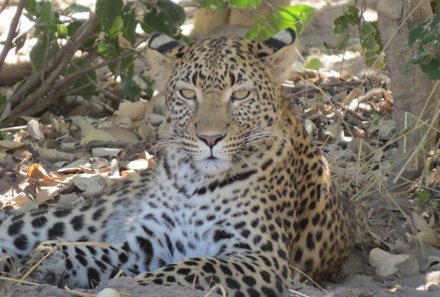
[0,0,26,71]
[0,125,27,132]
[1,13,98,120]
[0,275,40,286]
[27,51,99,116]
[0,14,99,127]
[284,80,363,97]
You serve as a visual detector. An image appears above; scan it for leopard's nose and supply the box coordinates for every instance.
[197,134,225,148]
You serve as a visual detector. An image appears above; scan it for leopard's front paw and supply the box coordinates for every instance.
[26,240,69,287]
[0,254,17,276]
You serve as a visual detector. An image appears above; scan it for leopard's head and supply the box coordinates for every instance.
[146,29,297,174]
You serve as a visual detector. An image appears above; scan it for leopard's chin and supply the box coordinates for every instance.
[196,158,232,175]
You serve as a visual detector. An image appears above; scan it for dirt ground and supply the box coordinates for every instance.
[1,1,439,297]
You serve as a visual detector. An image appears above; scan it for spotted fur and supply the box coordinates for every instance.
[0,29,353,297]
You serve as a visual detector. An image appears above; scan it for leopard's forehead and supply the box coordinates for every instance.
[186,36,257,61]
[170,37,263,92]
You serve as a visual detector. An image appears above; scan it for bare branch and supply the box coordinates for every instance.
[0,0,26,70]
[7,14,98,111]
[0,14,99,126]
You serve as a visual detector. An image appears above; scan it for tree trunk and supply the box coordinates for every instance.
[377,0,440,190]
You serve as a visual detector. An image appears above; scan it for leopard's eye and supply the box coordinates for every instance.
[232,90,251,101]
[178,89,196,100]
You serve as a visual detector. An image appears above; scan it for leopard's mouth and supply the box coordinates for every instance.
[196,157,231,174]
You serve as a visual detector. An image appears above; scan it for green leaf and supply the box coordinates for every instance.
[277,4,316,33]
[140,75,155,99]
[141,0,185,36]
[109,16,123,39]
[246,18,277,40]
[97,42,107,54]
[230,0,260,9]
[96,0,123,34]
[416,191,430,202]
[121,55,134,77]
[121,76,141,101]
[420,58,440,80]
[30,36,60,69]
[408,14,440,78]
[411,51,432,64]
[408,22,425,47]
[57,24,68,38]
[360,22,382,67]
[0,93,6,106]
[24,0,37,15]
[332,5,359,49]
[14,33,27,51]
[195,0,228,10]
[122,5,137,45]
[67,20,84,36]
[64,4,91,14]
[69,58,97,99]
[39,2,54,27]
[246,4,316,41]
[103,42,118,74]
[304,57,323,70]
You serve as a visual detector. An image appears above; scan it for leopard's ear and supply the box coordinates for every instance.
[257,28,298,82]
[146,34,186,90]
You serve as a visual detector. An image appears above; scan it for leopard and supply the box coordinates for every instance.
[0,28,353,297]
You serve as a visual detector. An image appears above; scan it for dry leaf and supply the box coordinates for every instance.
[145,113,165,127]
[369,248,414,277]
[324,123,352,143]
[11,192,33,207]
[12,150,32,163]
[58,158,91,173]
[81,129,117,145]
[37,147,75,162]
[110,159,120,177]
[138,121,155,141]
[341,87,361,106]
[26,119,45,140]
[108,115,132,128]
[412,211,435,231]
[0,151,13,165]
[90,159,111,171]
[101,127,139,144]
[72,174,110,197]
[385,284,401,293]
[417,229,440,248]
[70,116,95,134]
[430,169,440,185]
[121,169,136,177]
[118,34,132,49]
[35,184,68,204]
[92,147,122,157]
[97,288,120,297]
[417,271,440,291]
[0,140,26,149]
[126,159,149,171]
[116,100,150,121]
[27,163,63,181]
